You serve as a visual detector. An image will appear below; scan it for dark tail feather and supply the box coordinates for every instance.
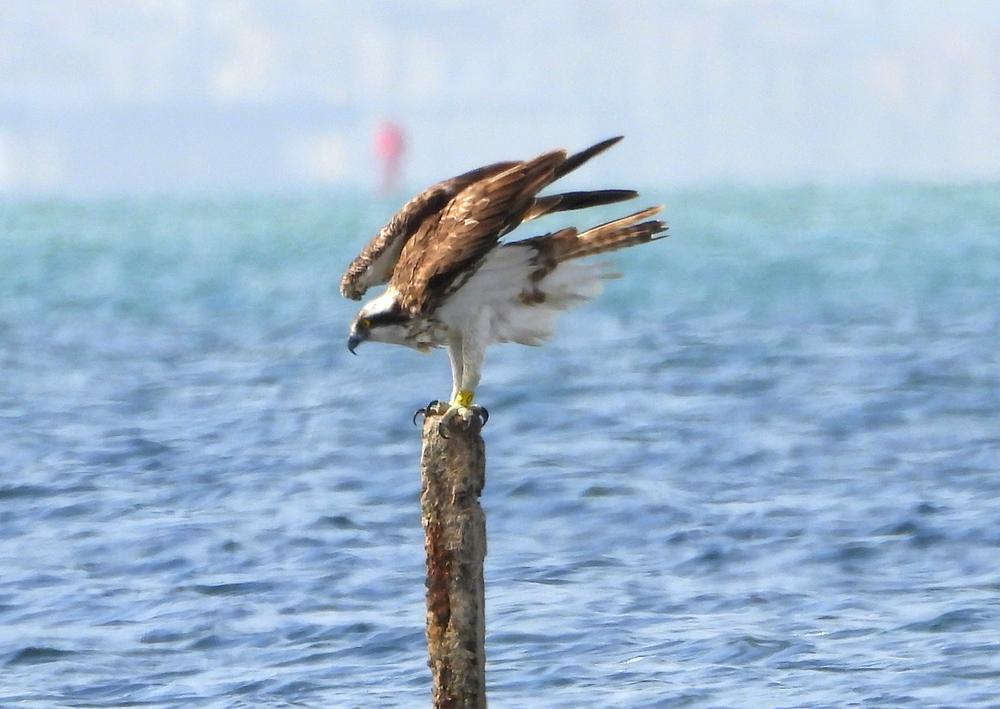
[526,189,637,220]
[552,136,624,180]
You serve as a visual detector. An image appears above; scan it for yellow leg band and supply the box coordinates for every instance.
[453,389,475,408]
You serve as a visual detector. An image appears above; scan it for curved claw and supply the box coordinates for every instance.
[413,400,445,425]
[475,405,490,427]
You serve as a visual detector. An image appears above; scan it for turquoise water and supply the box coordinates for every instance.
[1,185,999,707]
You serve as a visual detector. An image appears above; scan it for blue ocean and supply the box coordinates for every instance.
[1,185,998,707]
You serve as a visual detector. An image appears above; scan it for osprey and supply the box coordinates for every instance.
[342,136,667,430]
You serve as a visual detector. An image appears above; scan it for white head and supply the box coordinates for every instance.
[347,290,416,353]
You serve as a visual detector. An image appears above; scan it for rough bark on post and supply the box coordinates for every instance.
[419,409,487,709]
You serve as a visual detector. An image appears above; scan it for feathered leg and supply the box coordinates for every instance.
[447,333,465,404]
[440,317,489,435]
[413,334,465,424]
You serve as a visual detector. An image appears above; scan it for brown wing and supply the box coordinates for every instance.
[523,189,637,221]
[340,137,627,300]
[390,150,568,316]
[339,160,518,299]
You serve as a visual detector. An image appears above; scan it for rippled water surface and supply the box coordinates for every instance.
[2,185,999,707]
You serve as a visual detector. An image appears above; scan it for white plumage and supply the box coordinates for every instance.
[440,245,607,345]
[433,246,610,402]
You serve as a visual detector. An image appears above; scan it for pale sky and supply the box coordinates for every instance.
[1,1,998,194]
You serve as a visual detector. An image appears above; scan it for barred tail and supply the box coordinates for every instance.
[558,206,668,262]
[506,205,667,288]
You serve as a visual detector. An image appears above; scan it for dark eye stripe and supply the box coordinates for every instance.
[367,311,409,328]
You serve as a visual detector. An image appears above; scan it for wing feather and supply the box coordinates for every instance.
[340,136,630,302]
[390,151,567,315]
[339,160,518,299]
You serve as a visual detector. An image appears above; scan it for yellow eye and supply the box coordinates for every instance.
[359,318,372,329]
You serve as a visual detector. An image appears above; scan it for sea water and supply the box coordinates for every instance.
[1,184,998,707]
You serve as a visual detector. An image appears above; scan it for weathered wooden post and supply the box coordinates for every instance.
[418,407,487,708]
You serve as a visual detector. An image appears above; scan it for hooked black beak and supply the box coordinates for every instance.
[347,333,362,355]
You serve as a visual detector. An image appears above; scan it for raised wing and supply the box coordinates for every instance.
[339,161,517,300]
[340,136,630,300]
[389,150,568,316]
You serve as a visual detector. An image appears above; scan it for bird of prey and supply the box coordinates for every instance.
[342,136,667,431]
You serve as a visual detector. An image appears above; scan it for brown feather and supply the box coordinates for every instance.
[513,206,668,285]
[524,189,637,221]
[553,136,623,179]
[390,151,567,315]
[339,161,517,299]
[341,137,632,302]
[561,206,667,261]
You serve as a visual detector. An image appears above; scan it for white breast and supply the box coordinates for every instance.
[437,245,608,347]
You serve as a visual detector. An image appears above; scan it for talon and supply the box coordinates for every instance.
[413,400,445,424]
[473,405,490,427]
